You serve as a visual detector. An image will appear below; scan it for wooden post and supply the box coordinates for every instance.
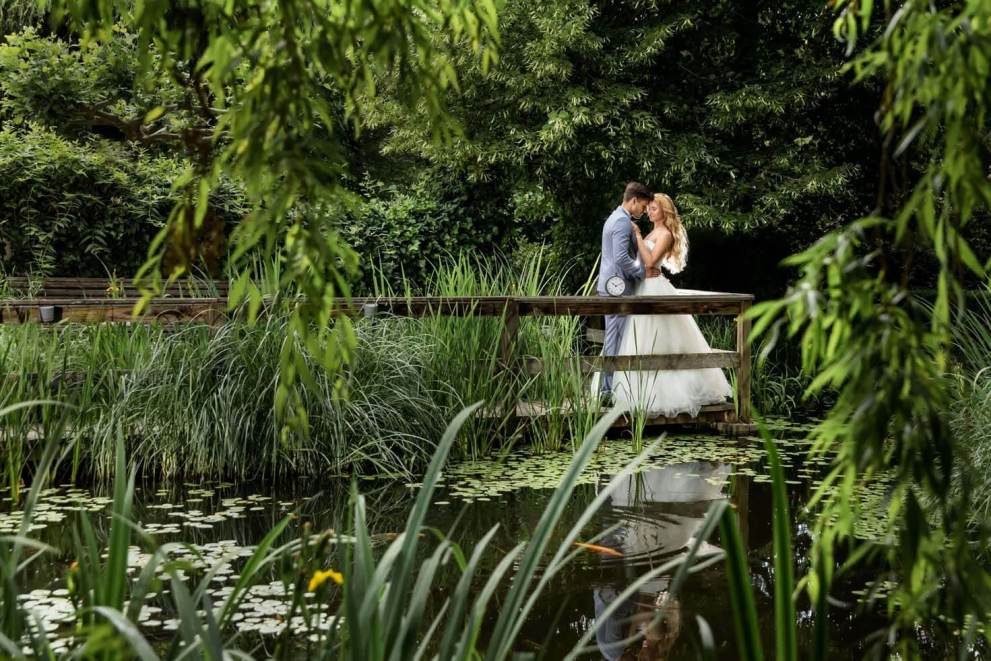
[736,300,752,422]
[499,299,520,370]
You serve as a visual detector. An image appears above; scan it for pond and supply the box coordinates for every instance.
[5,419,903,658]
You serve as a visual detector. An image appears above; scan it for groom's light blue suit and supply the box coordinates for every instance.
[596,205,645,394]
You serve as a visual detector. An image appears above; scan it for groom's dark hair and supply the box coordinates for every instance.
[623,181,652,202]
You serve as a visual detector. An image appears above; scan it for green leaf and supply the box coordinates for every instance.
[720,506,764,661]
[143,105,165,124]
[93,606,161,661]
[761,420,798,661]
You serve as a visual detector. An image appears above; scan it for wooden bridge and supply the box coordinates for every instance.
[0,277,755,434]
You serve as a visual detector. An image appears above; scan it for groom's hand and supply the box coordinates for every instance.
[647,266,661,278]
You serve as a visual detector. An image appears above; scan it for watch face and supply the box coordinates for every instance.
[606,276,626,296]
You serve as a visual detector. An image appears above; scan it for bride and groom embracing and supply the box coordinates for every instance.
[592,182,732,417]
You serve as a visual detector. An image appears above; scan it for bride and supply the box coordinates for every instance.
[599,193,732,417]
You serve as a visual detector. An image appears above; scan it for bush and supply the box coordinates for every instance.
[336,175,525,293]
[0,125,245,276]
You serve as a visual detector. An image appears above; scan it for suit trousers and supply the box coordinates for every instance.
[601,311,628,394]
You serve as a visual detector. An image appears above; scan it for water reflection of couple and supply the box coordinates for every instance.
[594,584,681,661]
[593,462,730,660]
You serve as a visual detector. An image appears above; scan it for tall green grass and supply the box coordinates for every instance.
[1,317,449,481]
[375,248,599,455]
[0,249,598,481]
[944,288,991,521]
[1,249,810,483]
[717,419,808,661]
[3,403,727,658]
[699,317,830,417]
[0,401,64,655]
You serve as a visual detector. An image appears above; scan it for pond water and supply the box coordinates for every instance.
[5,419,906,658]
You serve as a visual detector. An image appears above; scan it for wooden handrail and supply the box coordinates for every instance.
[0,292,755,424]
[0,299,226,324]
[2,276,228,296]
[334,294,753,317]
[0,293,753,323]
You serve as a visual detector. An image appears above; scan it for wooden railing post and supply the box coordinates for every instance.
[500,299,520,370]
[736,300,753,422]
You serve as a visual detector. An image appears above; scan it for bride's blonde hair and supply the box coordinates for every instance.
[654,193,688,274]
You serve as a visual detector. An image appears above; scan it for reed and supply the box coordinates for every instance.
[943,288,991,521]
[0,316,449,481]
[717,419,807,661]
[0,249,598,481]
[376,249,598,456]
[698,316,828,417]
[2,404,726,658]
[0,401,63,654]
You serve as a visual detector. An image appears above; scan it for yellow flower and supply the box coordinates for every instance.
[308,568,344,591]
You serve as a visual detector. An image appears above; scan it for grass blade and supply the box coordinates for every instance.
[486,405,627,659]
[762,419,797,661]
[93,606,161,661]
[719,505,764,661]
[380,402,483,649]
[435,525,500,659]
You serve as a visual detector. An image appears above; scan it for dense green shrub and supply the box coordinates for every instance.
[0,27,247,277]
[0,125,245,276]
[337,175,530,293]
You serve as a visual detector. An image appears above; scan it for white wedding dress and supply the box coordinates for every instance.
[593,240,732,417]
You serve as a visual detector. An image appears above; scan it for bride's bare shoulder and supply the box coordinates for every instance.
[647,227,672,242]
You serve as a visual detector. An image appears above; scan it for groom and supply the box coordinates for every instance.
[596,182,658,397]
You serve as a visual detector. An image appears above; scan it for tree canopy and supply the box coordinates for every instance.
[360,0,881,281]
[3,0,887,297]
[753,0,991,655]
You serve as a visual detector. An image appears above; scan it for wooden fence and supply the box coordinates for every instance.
[0,279,755,431]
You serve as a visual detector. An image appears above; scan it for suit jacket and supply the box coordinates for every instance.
[597,206,645,296]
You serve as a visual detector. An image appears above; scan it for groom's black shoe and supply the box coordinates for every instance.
[599,391,616,408]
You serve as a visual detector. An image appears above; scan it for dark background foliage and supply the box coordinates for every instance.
[2,0,984,299]
[0,21,246,278]
[341,0,886,297]
[0,124,245,277]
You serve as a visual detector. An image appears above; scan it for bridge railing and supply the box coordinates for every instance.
[0,281,754,426]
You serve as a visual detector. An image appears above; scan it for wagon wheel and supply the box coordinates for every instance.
[154,308,184,324]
